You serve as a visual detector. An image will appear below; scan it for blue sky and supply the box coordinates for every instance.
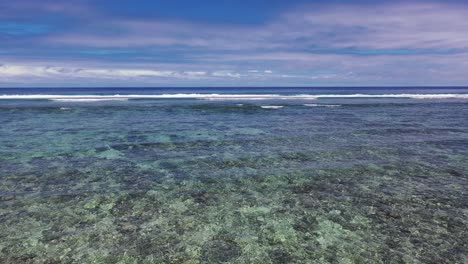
[1,0,468,87]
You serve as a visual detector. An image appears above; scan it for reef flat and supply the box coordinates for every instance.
[0,97,467,263]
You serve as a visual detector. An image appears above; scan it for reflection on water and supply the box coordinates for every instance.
[0,98,467,263]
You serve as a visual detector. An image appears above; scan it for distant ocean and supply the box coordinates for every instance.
[1,87,467,263]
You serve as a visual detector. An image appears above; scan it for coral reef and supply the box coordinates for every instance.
[0,100,467,263]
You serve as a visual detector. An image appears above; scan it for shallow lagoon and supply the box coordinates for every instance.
[0,92,467,263]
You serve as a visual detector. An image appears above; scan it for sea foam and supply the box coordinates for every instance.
[0,93,467,101]
[51,98,129,102]
[260,105,284,109]
[304,104,341,107]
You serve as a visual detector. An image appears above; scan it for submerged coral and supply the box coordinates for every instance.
[0,99,467,263]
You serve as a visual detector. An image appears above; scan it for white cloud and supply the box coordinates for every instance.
[0,64,211,82]
[212,71,241,78]
[184,71,207,76]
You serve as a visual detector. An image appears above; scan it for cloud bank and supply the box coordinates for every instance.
[1,1,468,86]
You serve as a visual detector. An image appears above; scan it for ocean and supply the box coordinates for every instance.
[0,87,467,263]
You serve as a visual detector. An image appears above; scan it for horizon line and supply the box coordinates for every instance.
[1,86,468,89]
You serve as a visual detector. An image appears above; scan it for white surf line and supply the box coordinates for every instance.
[261,105,284,109]
[312,93,468,99]
[0,94,311,100]
[304,104,341,107]
[0,93,467,100]
[51,98,129,102]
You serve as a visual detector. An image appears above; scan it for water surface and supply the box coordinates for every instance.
[0,88,467,263]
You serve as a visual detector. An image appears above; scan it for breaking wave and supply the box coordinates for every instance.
[0,93,467,101]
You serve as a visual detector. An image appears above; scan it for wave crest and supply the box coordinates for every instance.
[0,93,467,101]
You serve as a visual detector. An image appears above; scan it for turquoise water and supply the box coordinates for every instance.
[0,88,467,263]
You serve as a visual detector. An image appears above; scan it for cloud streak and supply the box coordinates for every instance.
[42,2,468,52]
[1,1,468,86]
[1,64,331,85]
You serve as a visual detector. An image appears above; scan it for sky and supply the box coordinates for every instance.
[1,0,468,87]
